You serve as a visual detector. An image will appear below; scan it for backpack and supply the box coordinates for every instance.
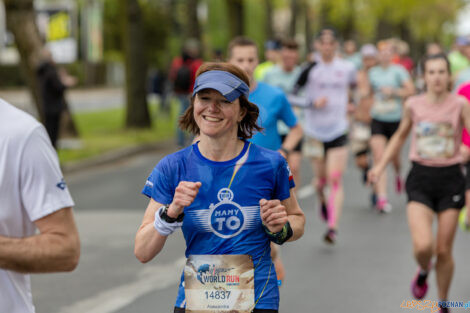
[173,63,192,93]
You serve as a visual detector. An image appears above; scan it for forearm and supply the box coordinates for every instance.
[287,213,305,241]
[0,232,79,273]
[282,125,303,151]
[376,133,406,173]
[134,222,168,263]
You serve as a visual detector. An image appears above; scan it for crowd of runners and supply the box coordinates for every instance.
[3,20,470,313]
[148,29,470,313]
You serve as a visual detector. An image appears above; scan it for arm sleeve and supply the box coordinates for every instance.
[141,158,175,205]
[272,156,295,201]
[20,126,74,222]
[279,93,298,128]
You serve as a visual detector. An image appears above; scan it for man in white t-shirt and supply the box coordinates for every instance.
[0,98,80,313]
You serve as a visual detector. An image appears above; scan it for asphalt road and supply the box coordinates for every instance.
[31,146,470,313]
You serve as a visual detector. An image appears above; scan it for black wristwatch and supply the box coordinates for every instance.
[159,205,184,223]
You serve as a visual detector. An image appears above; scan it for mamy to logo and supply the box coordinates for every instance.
[208,188,246,239]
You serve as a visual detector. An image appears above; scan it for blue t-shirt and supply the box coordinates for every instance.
[249,82,298,150]
[142,140,295,310]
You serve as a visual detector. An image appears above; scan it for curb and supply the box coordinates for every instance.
[61,139,176,174]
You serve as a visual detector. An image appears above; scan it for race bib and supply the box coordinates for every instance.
[374,99,398,115]
[416,122,455,159]
[184,255,255,313]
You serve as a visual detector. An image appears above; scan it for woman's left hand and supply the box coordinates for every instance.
[260,199,288,233]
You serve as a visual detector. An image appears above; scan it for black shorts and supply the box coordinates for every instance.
[466,161,470,190]
[174,308,277,313]
[280,134,303,152]
[371,119,400,140]
[405,162,465,213]
[324,134,348,154]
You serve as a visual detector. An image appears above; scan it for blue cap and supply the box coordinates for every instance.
[192,70,250,102]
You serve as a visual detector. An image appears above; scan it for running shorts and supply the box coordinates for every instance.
[280,134,303,152]
[370,119,400,140]
[303,134,348,159]
[466,161,470,191]
[405,162,465,213]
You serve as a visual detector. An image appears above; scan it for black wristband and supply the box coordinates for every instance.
[159,205,184,223]
[280,147,290,156]
[262,221,293,245]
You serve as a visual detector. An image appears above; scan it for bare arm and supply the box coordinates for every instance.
[281,189,305,241]
[0,207,80,273]
[368,102,413,182]
[461,100,470,132]
[135,181,201,263]
[134,198,169,263]
[281,124,303,152]
[397,79,415,99]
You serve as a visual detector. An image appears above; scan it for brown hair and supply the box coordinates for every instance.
[281,38,299,50]
[421,53,453,91]
[227,36,258,59]
[179,62,263,139]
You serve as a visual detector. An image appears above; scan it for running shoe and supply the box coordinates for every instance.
[370,192,377,208]
[411,269,429,299]
[376,198,392,213]
[395,175,403,194]
[319,202,328,222]
[323,228,336,244]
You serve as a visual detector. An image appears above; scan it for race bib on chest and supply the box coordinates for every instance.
[184,254,255,313]
[416,121,455,159]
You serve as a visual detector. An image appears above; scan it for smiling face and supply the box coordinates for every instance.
[228,45,259,80]
[424,58,450,94]
[194,89,246,139]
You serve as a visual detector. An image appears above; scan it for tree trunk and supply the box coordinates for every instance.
[227,0,244,37]
[304,0,312,53]
[318,0,333,30]
[375,17,394,42]
[4,0,44,121]
[4,0,79,138]
[289,0,299,38]
[265,0,274,40]
[122,0,151,128]
[342,0,355,40]
[186,0,201,41]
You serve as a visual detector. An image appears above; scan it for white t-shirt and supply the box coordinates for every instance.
[304,57,356,142]
[0,98,74,313]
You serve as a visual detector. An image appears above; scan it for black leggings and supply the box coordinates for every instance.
[174,308,278,313]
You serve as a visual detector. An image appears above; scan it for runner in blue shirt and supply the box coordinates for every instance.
[227,36,303,284]
[135,62,305,313]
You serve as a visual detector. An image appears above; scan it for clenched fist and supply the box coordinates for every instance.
[260,199,288,233]
[168,181,201,218]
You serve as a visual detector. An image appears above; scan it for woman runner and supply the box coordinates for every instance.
[368,54,470,313]
[135,62,305,313]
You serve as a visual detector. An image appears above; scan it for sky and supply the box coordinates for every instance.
[456,2,470,36]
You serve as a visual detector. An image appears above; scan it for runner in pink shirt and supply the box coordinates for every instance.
[369,53,470,313]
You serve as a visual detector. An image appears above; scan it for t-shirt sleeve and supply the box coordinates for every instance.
[397,66,411,84]
[278,93,298,128]
[142,157,175,205]
[20,126,74,222]
[273,156,295,201]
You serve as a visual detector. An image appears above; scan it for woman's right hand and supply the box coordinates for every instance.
[168,181,201,217]
[314,97,327,109]
[367,166,381,186]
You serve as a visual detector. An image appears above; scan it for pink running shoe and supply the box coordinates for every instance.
[411,270,428,299]
[395,175,403,194]
[376,197,392,213]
